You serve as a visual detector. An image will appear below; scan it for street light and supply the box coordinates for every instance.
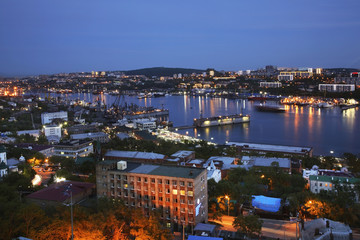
[225,195,230,216]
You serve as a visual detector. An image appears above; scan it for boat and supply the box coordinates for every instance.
[248,95,281,101]
[247,96,269,101]
[317,102,333,108]
[255,105,286,112]
[153,92,166,97]
[341,104,358,111]
[193,114,250,127]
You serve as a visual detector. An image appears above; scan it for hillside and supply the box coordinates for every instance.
[123,67,205,77]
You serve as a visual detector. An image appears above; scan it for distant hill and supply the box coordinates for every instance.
[122,67,205,77]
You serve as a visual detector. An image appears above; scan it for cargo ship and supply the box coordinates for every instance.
[193,114,250,127]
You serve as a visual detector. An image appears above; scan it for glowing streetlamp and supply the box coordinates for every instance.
[225,195,230,216]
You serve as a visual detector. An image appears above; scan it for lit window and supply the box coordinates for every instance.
[188,191,193,196]
[180,190,185,195]
[173,189,178,195]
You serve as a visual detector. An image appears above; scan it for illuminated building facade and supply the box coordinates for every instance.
[96,160,208,229]
[318,84,355,92]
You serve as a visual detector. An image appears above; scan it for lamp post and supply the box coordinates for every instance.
[225,195,230,216]
[64,184,74,240]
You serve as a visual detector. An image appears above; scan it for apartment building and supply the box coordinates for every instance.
[53,140,93,158]
[96,160,208,230]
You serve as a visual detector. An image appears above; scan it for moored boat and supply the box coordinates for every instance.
[193,114,250,127]
[255,105,286,112]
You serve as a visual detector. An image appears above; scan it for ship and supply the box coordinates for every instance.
[255,105,286,112]
[248,95,281,101]
[193,114,250,127]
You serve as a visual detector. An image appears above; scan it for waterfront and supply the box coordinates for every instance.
[43,93,360,156]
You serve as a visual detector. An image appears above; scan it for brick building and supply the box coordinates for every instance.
[96,160,208,230]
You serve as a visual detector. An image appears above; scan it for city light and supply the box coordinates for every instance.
[32,175,42,186]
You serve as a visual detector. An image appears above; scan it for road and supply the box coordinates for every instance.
[213,216,298,239]
[33,167,54,185]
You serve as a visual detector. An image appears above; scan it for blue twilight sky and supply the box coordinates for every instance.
[1,0,360,76]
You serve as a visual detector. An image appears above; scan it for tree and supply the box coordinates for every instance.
[233,214,263,237]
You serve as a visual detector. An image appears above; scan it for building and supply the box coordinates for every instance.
[279,70,313,78]
[16,143,54,158]
[301,218,352,240]
[303,166,352,182]
[241,156,292,174]
[71,132,109,143]
[170,150,195,163]
[227,142,313,157]
[43,125,62,143]
[53,140,93,158]
[309,175,360,198]
[278,74,294,81]
[0,145,7,177]
[315,68,323,75]
[26,181,95,207]
[260,82,282,88]
[16,130,41,139]
[67,124,98,134]
[104,150,166,164]
[318,84,355,92]
[96,160,208,229]
[135,119,157,130]
[206,161,221,183]
[41,111,68,125]
[334,72,360,86]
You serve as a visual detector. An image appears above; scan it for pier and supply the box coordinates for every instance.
[169,125,194,131]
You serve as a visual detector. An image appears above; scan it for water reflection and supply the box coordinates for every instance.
[43,93,359,155]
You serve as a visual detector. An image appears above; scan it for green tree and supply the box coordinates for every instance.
[233,214,263,237]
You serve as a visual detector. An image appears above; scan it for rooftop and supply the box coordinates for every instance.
[105,150,165,160]
[227,142,312,153]
[71,132,107,139]
[171,150,195,158]
[242,156,291,169]
[103,161,205,179]
[309,175,360,184]
[26,181,95,202]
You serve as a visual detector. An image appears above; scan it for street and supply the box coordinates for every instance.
[213,216,298,239]
[33,167,54,185]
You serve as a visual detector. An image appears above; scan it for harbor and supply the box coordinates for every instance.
[37,92,360,156]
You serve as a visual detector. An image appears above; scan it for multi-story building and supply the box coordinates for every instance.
[260,82,282,88]
[309,175,360,201]
[70,132,109,143]
[41,111,68,125]
[44,125,62,138]
[279,70,313,78]
[278,74,294,81]
[96,160,208,230]
[334,72,360,86]
[318,84,355,92]
[53,140,93,158]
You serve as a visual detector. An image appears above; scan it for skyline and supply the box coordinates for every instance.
[1,0,360,76]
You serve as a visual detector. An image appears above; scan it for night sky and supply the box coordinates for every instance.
[1,0,360,76]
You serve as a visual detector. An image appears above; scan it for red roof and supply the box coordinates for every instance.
[26,181,95,202]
